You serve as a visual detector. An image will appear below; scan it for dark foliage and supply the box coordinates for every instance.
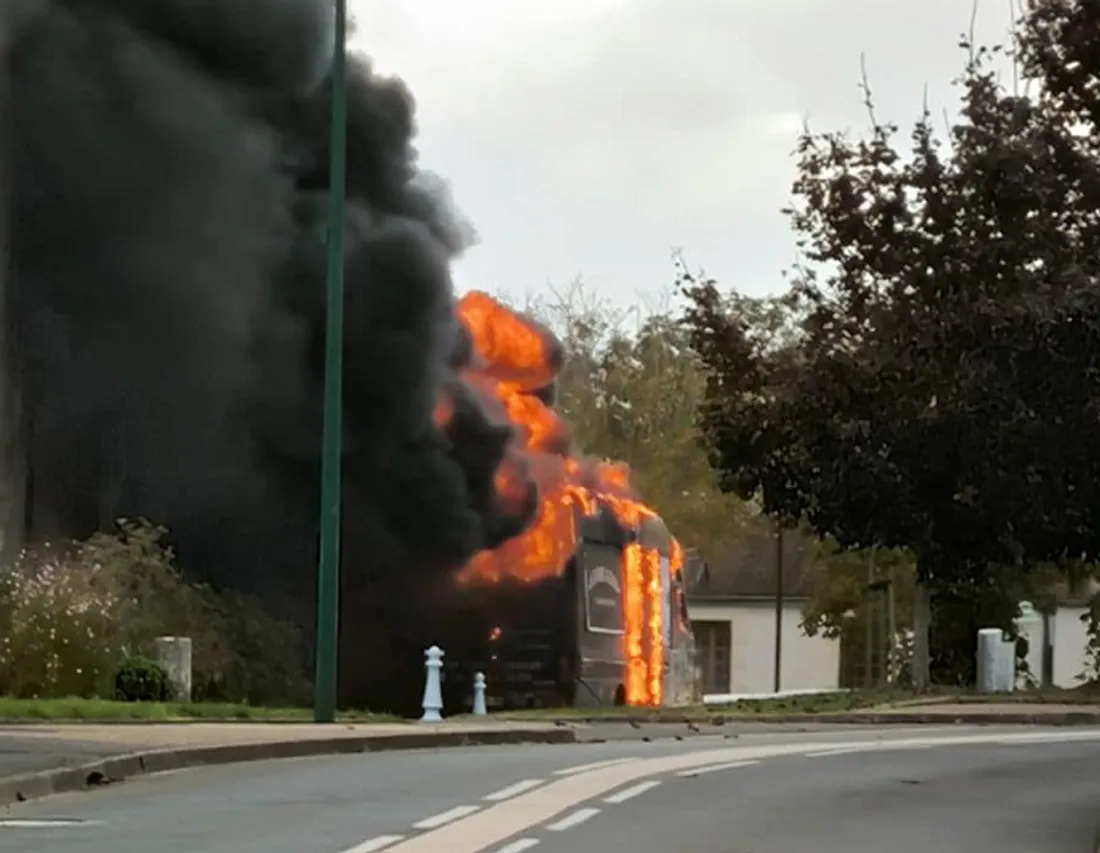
[114,656,173,703]
[682,1,1100,682]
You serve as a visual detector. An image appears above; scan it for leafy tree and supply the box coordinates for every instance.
[683,5,1100,686]
[517,284,750,556]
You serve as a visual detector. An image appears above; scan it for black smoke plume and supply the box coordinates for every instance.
[7,0,539,704]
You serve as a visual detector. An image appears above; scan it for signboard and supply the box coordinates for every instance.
[584,560,624,634]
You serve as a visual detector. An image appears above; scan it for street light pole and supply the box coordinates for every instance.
[313,0,348,724]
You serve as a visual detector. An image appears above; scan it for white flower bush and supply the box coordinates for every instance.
[0,546,122,698]
[0,519,311,704]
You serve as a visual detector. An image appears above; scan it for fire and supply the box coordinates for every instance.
[438,291,684,707]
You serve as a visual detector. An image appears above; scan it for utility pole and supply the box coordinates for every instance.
[864,549,874,688]
[886,567,896,683]
[313,0,348,724]
[773,527,783,693]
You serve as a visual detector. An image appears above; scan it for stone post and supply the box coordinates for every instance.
[976,628,1015,693]
[420,645,444,723]
[472,671,487,716]
[155,636,193,702]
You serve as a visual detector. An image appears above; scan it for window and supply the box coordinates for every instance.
[693,620,731,695]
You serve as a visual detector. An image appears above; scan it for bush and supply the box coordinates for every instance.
[0,519,310,705]
[216,590,311,706]
[85,521,311,705]
[0,544,121,698]
[114,656,173,702]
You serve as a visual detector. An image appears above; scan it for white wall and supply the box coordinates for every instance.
[1051,605,1091,688]
[690,600,840,694]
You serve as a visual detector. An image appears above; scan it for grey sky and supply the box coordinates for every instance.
[355,0,1014,305]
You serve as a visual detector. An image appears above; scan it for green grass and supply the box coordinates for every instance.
[491,684,1100,722]
[0,696,403,723]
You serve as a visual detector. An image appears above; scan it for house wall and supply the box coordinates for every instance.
[689,600,840,695]
[1051,605,1091,688]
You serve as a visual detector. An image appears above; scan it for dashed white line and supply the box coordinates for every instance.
[603,779,661,804]
[553,757,638,776]
[412,805,480,830]
[484,779,545,801]
[546,807,601,831]
[0,819,104,828]
[492,839,540,853]
[341,835,405,853]
[676,759,759,777]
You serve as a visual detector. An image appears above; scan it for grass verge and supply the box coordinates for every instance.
[492,684,1100,721]
[0,696,402,723]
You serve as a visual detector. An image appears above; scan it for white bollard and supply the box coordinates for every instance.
[472,671,487,716]
[155,636,193,702]
[420,645,445,722]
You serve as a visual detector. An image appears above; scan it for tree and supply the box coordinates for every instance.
[683,5,1100,686]
[517,283,750,556]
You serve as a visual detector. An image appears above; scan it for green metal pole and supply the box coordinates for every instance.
[313,0,348,724]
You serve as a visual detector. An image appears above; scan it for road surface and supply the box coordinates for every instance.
[1,725,1097,853]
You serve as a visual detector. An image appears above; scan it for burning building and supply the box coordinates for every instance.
[6,0,697,715]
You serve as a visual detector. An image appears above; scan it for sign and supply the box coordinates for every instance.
[584,561,624,634]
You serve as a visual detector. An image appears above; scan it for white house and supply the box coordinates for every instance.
[685,529,840,697]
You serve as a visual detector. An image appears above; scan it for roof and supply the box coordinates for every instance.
[685,522,817,602]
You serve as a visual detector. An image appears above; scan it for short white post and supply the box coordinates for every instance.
[154,636,192,702]
[472,671,487,716]
[420,645,444,722]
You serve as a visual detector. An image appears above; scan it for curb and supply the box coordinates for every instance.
[523,711,1100,726]
[0,727,576,807]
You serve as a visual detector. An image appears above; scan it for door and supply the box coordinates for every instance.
[692,620,731,695]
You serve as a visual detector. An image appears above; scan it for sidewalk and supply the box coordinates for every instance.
[0,720,576,806]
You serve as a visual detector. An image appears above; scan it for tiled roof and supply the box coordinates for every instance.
[685,521,817,601]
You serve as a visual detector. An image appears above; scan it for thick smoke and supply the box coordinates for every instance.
[7,0,537,656]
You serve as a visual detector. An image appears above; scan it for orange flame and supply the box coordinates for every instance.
[441,291,682,707]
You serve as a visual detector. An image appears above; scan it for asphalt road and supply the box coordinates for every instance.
[1,725,1097,853]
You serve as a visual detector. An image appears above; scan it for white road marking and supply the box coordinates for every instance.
[603,779,661,804]
[995,731,1100,745]
[0,819,103,828]
[676,759,759,777]
[484,779,545,801]
[412,805,480,829]
[380,728,1100,853]
[553,757,637,776]
[492,839,540,853]
[342,835,405,853]
[546,807,601,831]
[805,747,873,758]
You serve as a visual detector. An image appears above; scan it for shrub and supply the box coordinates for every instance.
[114,656,173,702]
[0,544,121,698]
[217,590,311,706]
[0,519,310,705]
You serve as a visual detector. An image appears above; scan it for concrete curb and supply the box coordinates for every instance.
[523,711,1100,726]
[0,727,576,807]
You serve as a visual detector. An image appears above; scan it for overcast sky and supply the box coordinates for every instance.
[353,0,1013,305]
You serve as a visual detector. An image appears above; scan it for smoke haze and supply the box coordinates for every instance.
[6,0,536,644]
